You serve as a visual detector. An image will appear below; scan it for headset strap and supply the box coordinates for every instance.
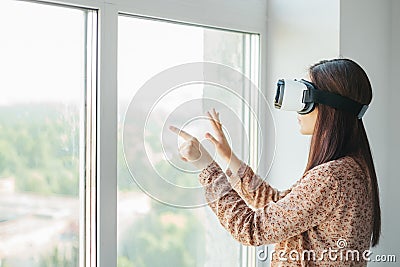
[302,82,368,119]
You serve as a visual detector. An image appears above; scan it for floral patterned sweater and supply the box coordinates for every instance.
[198,156,373,266]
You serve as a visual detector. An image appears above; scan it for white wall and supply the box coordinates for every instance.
[340,0,400,264]
[262,0,340,188]
[388,0,400,257]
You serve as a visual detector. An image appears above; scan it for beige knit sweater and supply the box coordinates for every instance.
[199,156,373,266]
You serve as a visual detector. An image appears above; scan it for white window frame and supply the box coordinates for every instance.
[18,1,268,267]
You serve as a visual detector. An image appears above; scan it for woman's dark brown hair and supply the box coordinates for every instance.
[306,58,381,247]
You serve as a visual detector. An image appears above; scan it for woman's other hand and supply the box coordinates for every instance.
[205,108,241,174]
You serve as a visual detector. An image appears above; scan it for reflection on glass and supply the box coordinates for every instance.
[118,16,259,266]
[0,1,85,266]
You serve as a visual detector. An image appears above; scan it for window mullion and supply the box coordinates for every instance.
[96,4,119,267]
[242,34,262,267]
[83,9,99,267]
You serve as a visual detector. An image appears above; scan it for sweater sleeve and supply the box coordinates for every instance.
[225,161,296,209]
[199,160,341,246]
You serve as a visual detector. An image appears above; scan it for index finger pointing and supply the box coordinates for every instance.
[169,125,193,140]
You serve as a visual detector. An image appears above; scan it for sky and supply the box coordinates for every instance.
[0,0,85,105]
[0,0,205,107]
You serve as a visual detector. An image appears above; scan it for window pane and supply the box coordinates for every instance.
[0,1,87,266]
[118,16,259,267]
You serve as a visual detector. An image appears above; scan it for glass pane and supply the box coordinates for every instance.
[0,1,86,266]
[118,16,259,267]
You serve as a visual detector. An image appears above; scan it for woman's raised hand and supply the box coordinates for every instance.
[169,125,213,170]
[169,108,242,173]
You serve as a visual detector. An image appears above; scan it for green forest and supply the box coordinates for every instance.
[0,104,80,196]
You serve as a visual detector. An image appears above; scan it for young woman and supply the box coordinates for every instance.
[170,58,380,266]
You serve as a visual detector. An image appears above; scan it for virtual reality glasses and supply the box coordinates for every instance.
[274,79,368,119]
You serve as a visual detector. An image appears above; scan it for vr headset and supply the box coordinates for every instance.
[274,79,368,119]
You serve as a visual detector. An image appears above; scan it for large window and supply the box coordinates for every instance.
[0,1,93,266]
[117,15,259,267]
